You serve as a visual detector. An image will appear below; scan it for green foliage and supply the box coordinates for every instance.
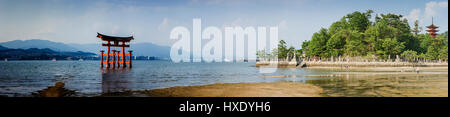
[412,20,422,36]
[287,46,295,58]
[299,40,310,56]
[381,38,405,59]
[417,34,432,53]
[439,46,448,60]
[418,53,427,59]
[260,40,297,60]
[256,50,267,60]
[343,30,366,57]
[277,40,288,59]
[301,10,448,61]
[442,31,448,46]
[308,28,330,57]
[440,32,449,60]
[274,40,296,60]
[270,48,278,59]
[325,30,347,57]
[401,50,418,62]
[426,36,446,60]
[345,10,373,32]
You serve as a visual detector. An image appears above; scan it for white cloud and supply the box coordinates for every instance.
[189,0,308,6]
[425,1,448,18]
[157,17,169,31]
[405,9,421,22]
[112,25,120,35]
[278,20,288,29]
[405,1,448,27]
[190,0,240,5]
[221,18,243,27]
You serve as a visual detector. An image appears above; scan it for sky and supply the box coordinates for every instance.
[0,0,448,49]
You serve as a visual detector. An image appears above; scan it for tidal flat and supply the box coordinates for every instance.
[101,69,448,97]
[1,61,447,97]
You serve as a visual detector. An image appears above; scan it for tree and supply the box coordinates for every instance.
[277,40,288,59]
[345,10,373,32]
[329,18,349,34]
[442,31,448,46]
[418,34,432,53]
[326,30,347,57]
[270,49,279,60]
[426,45,439,60]
[439,46,448,61]
[375,13,414,51]
[364,26,378,54]
[308,28,330,57]
[300,40,310,57]
[300,10,447,61]
[343,30,366,57]
[418,53,427,60]
[256,50,267,60]
[411,20,422,36]
[401,50,418,62]
[295,49,302,59]
[426,36,445,60]
[381,38,405,59]
[364,18,397,55]
[287,46,295,60]
[439,32,449,61]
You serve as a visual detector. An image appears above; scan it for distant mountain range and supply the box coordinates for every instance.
[0,39,171,58]
[70,42,171,58]
[0,39,79,52]
[0,45,96,60]
[0,45,8,50]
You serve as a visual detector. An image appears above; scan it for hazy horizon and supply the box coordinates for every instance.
[0,38,170,46]
[0,0,448,49]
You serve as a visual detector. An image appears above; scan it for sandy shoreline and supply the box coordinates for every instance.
[98,72,447,97]
[34,66,447,97]
[100,82,324,97]
[307,72,448,97]
[306,66,448,72]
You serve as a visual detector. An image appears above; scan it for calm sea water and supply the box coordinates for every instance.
[0,61,330,97]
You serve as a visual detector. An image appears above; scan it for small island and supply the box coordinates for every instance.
[256,10,448,72]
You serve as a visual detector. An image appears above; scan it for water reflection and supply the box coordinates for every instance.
[306,73,448,97]
[101,69,134,93]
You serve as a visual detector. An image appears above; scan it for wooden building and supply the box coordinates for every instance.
[426,18,439,38]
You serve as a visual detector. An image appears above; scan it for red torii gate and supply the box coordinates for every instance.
[97,33,133,68]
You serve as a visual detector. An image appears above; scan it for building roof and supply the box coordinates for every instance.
[96,33,134,42]
[426,24,439,29]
